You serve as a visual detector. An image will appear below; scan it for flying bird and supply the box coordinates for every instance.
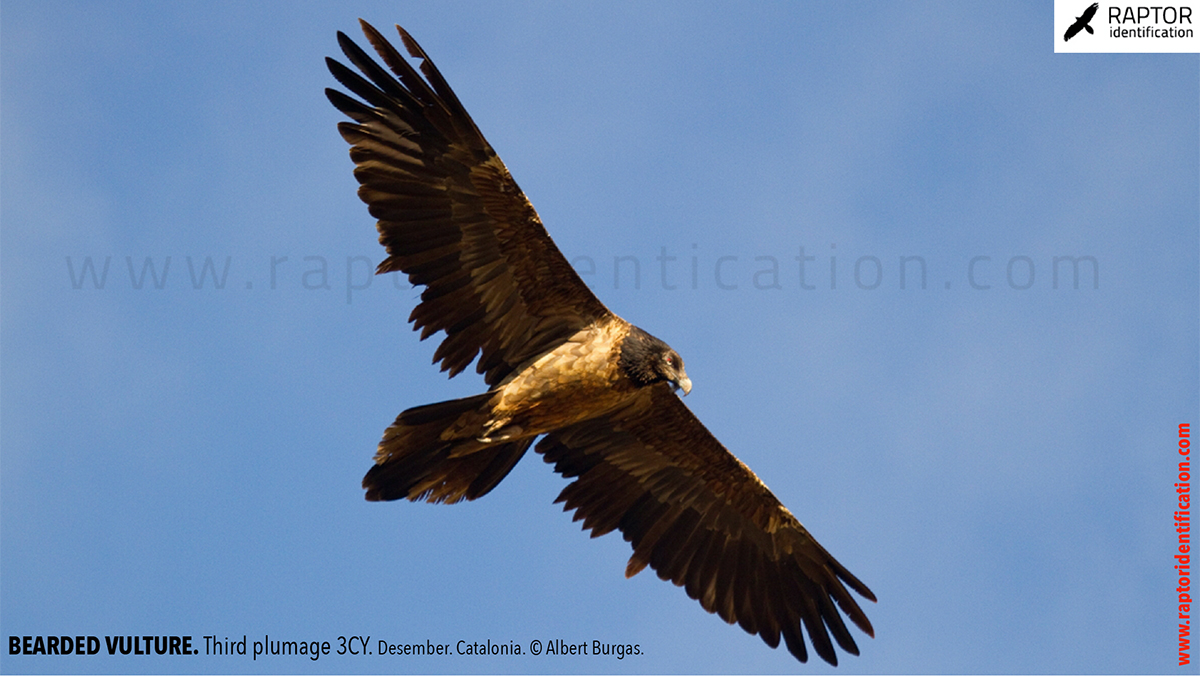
[1064,2,1099,41]
[325,20,876,666]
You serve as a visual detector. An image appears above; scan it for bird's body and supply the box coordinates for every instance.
[326,20,875,666]
[479,320,640,441]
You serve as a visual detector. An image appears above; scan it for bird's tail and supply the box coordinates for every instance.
[362,394,533,503]
[1085,25,1094,34]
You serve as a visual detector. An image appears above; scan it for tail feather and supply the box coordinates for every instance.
[363,394,532,503]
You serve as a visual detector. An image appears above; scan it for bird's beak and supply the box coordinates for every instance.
[675,375,692,396]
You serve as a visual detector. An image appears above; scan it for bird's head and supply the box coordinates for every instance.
[657,349,692,396]
[620,326,692,396]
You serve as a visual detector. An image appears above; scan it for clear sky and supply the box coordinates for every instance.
[2,1,1197,673]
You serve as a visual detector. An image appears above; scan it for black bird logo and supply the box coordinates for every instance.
[1064,2,1099,41]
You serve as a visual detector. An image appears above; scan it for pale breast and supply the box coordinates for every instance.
[484,320,636,438]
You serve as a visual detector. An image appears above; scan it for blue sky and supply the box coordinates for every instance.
[2,1,1197,673]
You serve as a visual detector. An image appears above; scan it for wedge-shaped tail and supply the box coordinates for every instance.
[364,394,532,503]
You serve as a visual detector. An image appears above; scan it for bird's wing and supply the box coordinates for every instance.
[536,384,876,666]
[1064,22,1082,40]
[326,21,611,385]
[1082,2,1099,21]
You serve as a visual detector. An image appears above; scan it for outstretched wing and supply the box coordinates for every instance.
[1081,2,1099,22]
[326,21,611,385]
[536,385,876,666]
